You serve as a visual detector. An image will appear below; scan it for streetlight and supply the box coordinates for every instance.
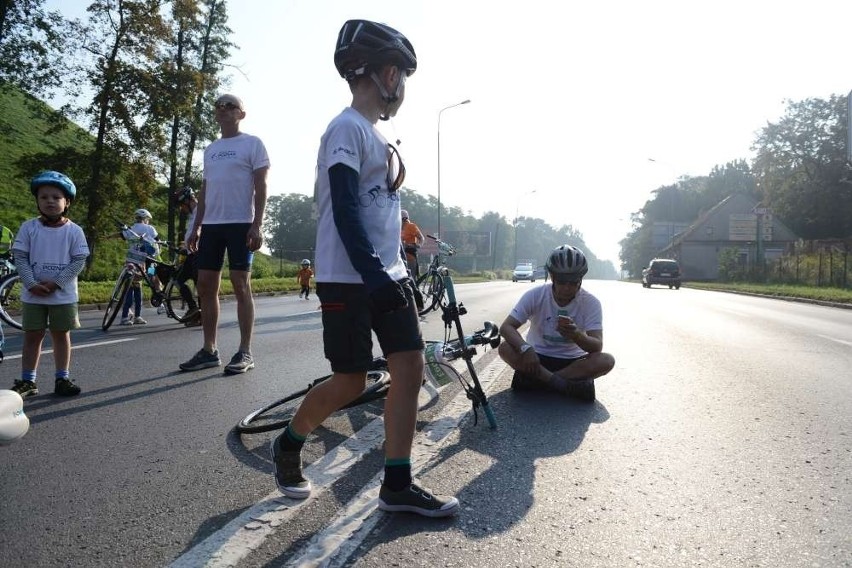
[513,189,537,265]
[437,99,471,237]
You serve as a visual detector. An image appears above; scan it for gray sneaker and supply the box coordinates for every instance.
[270,438,311,499]
[378,482,459,518]
[179,348,221,371]
[224,351,254,375]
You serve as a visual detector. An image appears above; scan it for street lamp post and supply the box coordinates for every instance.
[513,189,537,265]
[437,99,470,237]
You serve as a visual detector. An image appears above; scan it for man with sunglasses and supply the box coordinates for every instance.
[180,93,269,375]
[498,245,615,402]
[269,19,459,518]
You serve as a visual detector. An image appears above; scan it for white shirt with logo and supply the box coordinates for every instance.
[13,218,89,305]
[509,285,603,359]
[202,133,270,224]
[314,107,407,284]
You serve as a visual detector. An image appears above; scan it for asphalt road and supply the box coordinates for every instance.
[1,280,851,567]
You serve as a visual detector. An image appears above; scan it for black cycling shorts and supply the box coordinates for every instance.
[537,353,588,372]
[316,280,424,374]
[196,223,254,272]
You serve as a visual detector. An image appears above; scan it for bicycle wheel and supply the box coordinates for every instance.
[102,269,132,331]
[236,369,392,434]
[416,272,444,316]
[0,274,23,330]
[163,274,198,323]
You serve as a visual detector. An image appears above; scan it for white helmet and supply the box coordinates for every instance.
[0,390,29,445]
[546,245,588,278]
[301,259,311,266]
[400,209,409,220]
[134,208,152,220]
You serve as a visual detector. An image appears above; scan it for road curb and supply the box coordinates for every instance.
[687,286,852,310]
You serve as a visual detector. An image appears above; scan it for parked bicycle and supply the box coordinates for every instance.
[0,250,22,330]
[102,221,199,330]
[415,235,455,316]
[236,268,500,434]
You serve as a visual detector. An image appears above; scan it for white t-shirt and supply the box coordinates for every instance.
[183,208,197,243]
[313,107,407,284]
[13,218,89,305]
[202,133,270,224]
[123,222,159,256]
[509,285,604,359]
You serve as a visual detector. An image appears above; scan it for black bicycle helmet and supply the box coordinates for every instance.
[334,19,417,80]
[546,245,588,279]
[30,170,76,201]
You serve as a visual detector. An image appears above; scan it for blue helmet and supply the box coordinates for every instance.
[30,171,77,201]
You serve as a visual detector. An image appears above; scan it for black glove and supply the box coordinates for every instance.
[369,280,409,313]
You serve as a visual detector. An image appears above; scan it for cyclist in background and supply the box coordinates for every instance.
[400,209,423,277]
[10,171,89,398]
[296,259,313,300]
[174,187,201,326]
[270,19,459,518]
[119,208,163,326]
[0,223,14,256]
[498,245,615,402]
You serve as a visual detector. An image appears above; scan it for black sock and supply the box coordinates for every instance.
[383,459,412,491]
[277,425,306,452]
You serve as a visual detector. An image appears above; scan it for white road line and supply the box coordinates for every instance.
[0,338,137,360]
[817,334,852,347]
[169,356,508,568]
[290,358,507,568]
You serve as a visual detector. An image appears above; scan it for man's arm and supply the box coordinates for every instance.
[247,166,269,251]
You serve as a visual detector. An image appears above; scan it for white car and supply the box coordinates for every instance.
[512,263,535,282]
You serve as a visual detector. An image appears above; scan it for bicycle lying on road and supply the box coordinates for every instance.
[415,235,454,316]
[236,266,500,434]
[0,250,22,331]
[102,221,199,330]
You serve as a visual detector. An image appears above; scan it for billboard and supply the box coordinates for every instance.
[441,231,492,256]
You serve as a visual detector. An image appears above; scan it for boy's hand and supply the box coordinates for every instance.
[29,282,55,296]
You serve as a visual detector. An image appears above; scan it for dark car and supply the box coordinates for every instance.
[642,258,681,289]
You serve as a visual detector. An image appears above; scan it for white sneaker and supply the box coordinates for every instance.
[157,305,167,315]
[120,317,133,326]
[133,316,147,325]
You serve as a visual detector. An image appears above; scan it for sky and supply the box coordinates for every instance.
[51,0,852,266]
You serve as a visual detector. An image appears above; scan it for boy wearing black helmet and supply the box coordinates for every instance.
[498,245,615,402]
[10,171,90,398]
[270,20,458,518]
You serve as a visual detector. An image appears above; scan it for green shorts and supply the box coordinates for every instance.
[21,302,81,332]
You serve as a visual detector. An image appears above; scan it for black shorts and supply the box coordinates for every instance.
[537,353,587,372]
[196,223,254,272]
[316,280,423,374]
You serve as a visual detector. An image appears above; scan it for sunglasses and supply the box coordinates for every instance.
[214,102,240,110]
[552,276,582,286]
[387,143,406,192]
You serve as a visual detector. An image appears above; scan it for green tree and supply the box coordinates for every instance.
[264,193,317,261]
[63,0,172,259]
[752,95,852,239]
[0,0,66,95]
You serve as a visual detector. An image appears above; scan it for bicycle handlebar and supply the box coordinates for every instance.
[425,234,455,256]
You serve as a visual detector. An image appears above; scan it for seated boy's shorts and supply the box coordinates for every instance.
[21,302,80,332]
[317,280,423,374]
[197,223,254,272]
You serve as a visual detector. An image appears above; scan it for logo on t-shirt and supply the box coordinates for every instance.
[332,146,354,157]
[210,150,237,161]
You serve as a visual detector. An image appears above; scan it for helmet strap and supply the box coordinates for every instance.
[370,69,405,121]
